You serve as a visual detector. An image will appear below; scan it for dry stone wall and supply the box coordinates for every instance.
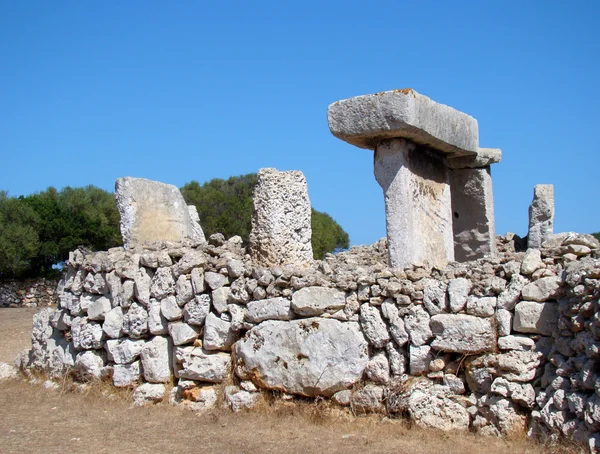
[20,231,600,449]
[0,278,59,307]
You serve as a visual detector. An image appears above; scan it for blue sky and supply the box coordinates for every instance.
[1,1,598,246]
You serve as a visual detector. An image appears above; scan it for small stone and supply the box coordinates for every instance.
[291,286,346,316]
[204,272,228,290]
[465,295,496,317]
[183,294,211,326]
[521,249,544,275]
[448,278,471,313]
[113,361,141,387]
[224,386,262,412]
[140,336,172,383]
[174,346,231,383]
[103,307,124,339]
[203,313,237,351]
[513,301,559,335]
[410,345,433,375]
[359,304,390,348]
[87,296,111,321]
[169,322,201,346]
[498,335,535,351]
[132,383,165,406]
[211,287,231,314]
[160,295,183,321]
[365,352,390,384]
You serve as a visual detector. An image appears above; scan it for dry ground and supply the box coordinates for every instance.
[0,307,581,454]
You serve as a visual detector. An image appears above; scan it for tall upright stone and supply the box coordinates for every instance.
[328,88,500,267]
[115,177,205,249]
[528,184,554,249]
[248,168,313,267]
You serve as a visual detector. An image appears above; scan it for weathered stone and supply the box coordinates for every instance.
[446,147,501,169]
[497,274,528,310]
[359,303,390,348]
[187,205,206,244]
[0,362,18,380]
[513,301,559,335]
[498,335,535,351]
[248,168,313,268]
[174,250,207,276]
[380,301,409,346]
[132,383,165,406]
[174,346,230,383]
[404,305,432,346]
[327,88,479,154]
[410,345,433,375]
[71,317,104,350]
[497,350,542,382]
[83,272,108,295]
[183,294,211,326]
[234,318,368,397]
[365,352,390,384]
[113,361,141,387]
[430,314,495,354]
[224,386,262,412]
[147,299,169,335]
[74,350,105,380]
[203,313,237,351]
[103,307,124,339]
[448,278,471,313]
[521,249,544,275]
[521,276,560,302]
[169,322,201,346]
[291,286,346,316]
[449,167,496,261]
[134,268,152,307]
[351,384,385,412]
[386,342,407,376]
[423,279,448,315]
[204,271,228,290]
[496,309,512,337]
[87,296,111,321]
[105,338,145,364]
[374,139,454,268]
[246,297,292,323]
[175,276,194,306]
[211,287,231,314]
[140,336,172,383]
[150,267,175,300]
[122,303,148,339]
[528,184,554,249]
[160,295,182,321]
[465,295,496,317]
[115,177,204,249]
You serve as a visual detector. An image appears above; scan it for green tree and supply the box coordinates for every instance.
[181,173,349,259]
[592,232,600,242]
[0,192,40,277]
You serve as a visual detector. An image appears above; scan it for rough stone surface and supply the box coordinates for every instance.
[224,386,262,413]
[0,362,18,380]
[105,338,145,364]
[140,336,171,383]
[327,88,479,155]
[174,346,230,383]
[449,167,496,261]
[528,184,554,249]
[291,286,346,316]
[359,303,390,348]
[132,383,165,406]
[103,307,124,339]
[234,318,368,397]
[168,322,201,346]
[430,314,495,354]
[374,138,454,268]
[183,294,210,326]
[410,345,433,375]
[246,297,293,323]
[203,313,236,351]
[113,361,141,387]
[404,305,432,347]
[520,277,560,302]
[448,278,471,313]
[446,147,502,169]
[513,301,559,336]
[248,168,313,268]
[115,177,204,249]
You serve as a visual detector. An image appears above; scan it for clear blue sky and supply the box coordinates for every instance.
[1,1,598,246]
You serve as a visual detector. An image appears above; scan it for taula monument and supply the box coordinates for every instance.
[10,89,600,451]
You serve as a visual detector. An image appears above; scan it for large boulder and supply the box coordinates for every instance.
[234,318,368,397]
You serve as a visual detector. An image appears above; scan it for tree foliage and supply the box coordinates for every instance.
[592,232,600,242]
[181,173,349,259]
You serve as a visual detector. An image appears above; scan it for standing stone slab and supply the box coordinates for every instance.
[115,177,205,249]
[528,184,554,249]
[248,168,313,268]
[449,166,496,261]
[374,139,454,268]
[234,318,368,397]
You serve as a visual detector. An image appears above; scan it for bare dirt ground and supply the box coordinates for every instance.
[0,308,581,454]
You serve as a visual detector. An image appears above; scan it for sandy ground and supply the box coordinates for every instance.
[0,307,579,454]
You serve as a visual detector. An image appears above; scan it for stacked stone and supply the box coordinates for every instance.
[0,278,58,307]
[21,231,600,446]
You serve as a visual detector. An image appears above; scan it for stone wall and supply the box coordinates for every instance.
[21,232,600,448]
[0,278,59,308]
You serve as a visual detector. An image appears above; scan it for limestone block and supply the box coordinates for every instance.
[497,335,535,351]
[105,338,145,364]
[245,297,293,323]
[497,274,528,310]
[404,305,432,347]
[328,88,479,155]
[148,299,169,335]
[0,362,18,381]
[291,286,346,316]
[224,386,262,413]
[211,287,231,314]
[150,267,175,300]
[430,314,495,354]
[187,205,206,244]
[423,279,448,315]
[204,271,228,290]
[103,307,124,339]
[183,294,211,326]
[174,346,231,383]
[521,249,544,275]
[169,322,201,346]
[528,184,554,249]
[132,383,165,406]
[465,295,496,317]
[365,352,390,384]
[160,295,182,321]
[520,276,560,302]
[374,139,454,268]
[113,361,141,387]
[449,167,496,261]
[74,350,105,381]
[386,342,407,376]
[140,336,172,383]
[351,384,385,412]
[406,387,470,431]
[359,304,390,348]
[248,168,313,268]
[174,250,207,276]
[115,177,205,249]
[203,313,237,351]
[175,276,193,306]
[234,318,368,397]
[513,301,559,336]
[448,278,471,313]
[71,317,104,350]
[446,147,502,169]
[409,345,433,375]
[122,303,148,339]
[380,301,409,346]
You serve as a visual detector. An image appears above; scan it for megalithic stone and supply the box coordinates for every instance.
[248,168,313,267]
[328,88,485,267]
[528,184,554,249]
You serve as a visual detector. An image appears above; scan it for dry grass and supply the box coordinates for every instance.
[0,307,583,454]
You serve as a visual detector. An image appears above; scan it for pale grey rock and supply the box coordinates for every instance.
[374,139,454,268]
[513,301,559,335]
[430,314,495,354]
[423,279,448,315]
[174,346,230,383]
[103,307,124,339]
[410,345,433,375]
[528,184,554,249]
[351,384,384,412]
[404,305,433,346]
[203,313,236,351]
[169,322,201,346]
[495,309,512,337]
[484,396,527,434]
[187,205,206,244]
[105,271,123,306]
[246,297,292,323]
[449,167,496,261]
[71,317,104,350]
[122,303,148,339]
[497,274,528,310]
[148,299,169,335]
[132,383,165,406]
[497,350,542,382]
[183,294,211,326]
[443,374,465,394]
[204,271,228,290]
[140,336,172,383]
[498,335,535,351]
[0,362,18,380]
[150,267,175,299]
[116,254,140,280]
[448,278,471,313]
[190,268,205,294]
[491,377,535,408]
[174,250,207,276]
[134,268,152,306]
[121,280,135,308]
[211,287,231,314]
[386,342,407,376]
[105,338,145,364]
[521,276,560,302]
[365,352,390,384]
[332,389,352,406]
[327,88,479,154]
[74,350,105,381]
[179,385,218,412]
[521,249,544,275]
[291,286,346,316]
[380,300,409,346]
[446,147,502,169]
[83,272,108,295]
[465,295,496,317]
[160,295,182,321]
[359,303,390,348]
[175,275,194,306]
[224,386,262,413]
[113,361,141,387]
[115,177,203,249]
[248,168,313,267]
[226,259,245,278]
[234,318,368,397]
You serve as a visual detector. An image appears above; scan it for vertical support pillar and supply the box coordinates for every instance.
[528,184,554,249]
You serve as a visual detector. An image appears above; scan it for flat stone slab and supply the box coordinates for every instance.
[430,314,495,354]
[446,148,502,169]
[328,89,478,156]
